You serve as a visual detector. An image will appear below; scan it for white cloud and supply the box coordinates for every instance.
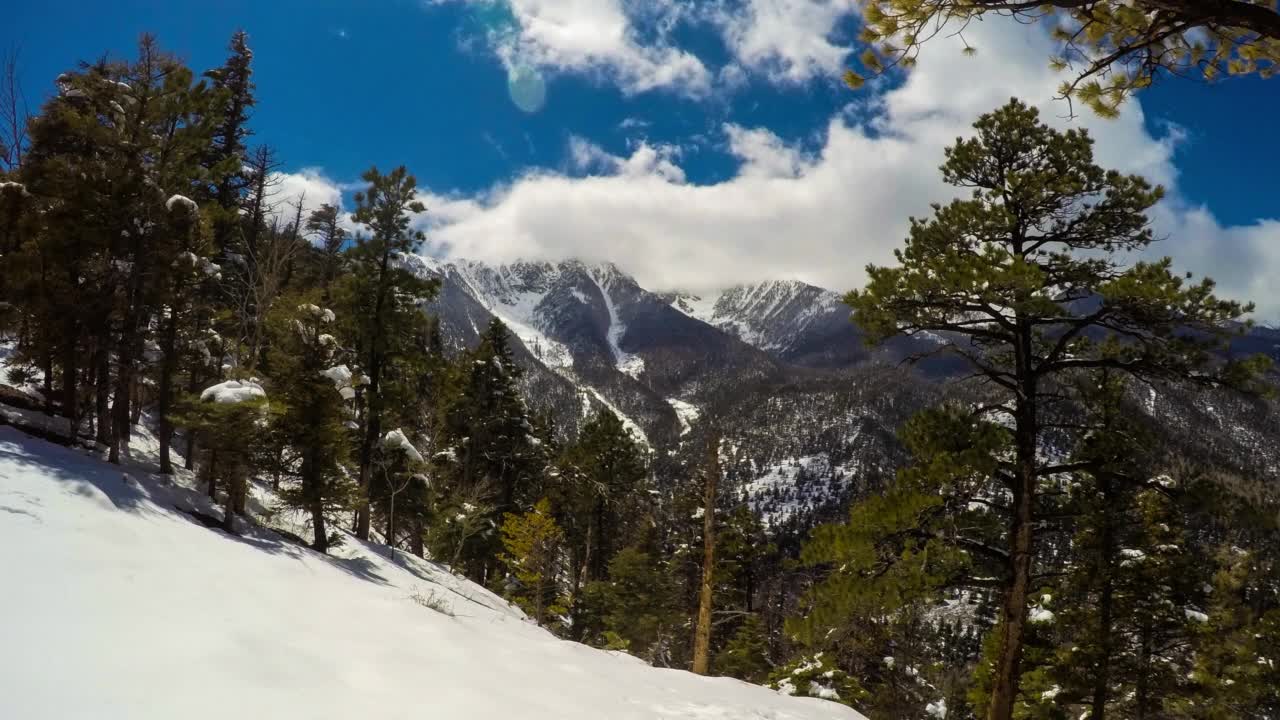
[568,137,686,182]
[437,0,711,96]
[291,14,1279,320]
[712,0,859,84]
[398,16,1279,319]
[258,168,347,232]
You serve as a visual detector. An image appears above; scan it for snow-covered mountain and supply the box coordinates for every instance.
[661,281,876,368]
[397,256,1280,530]
[399,256,786,448]
[0,426,864,720]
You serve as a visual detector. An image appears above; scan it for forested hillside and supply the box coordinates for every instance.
[1,31,1278,720]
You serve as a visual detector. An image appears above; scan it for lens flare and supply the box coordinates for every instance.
[507,65,547,114]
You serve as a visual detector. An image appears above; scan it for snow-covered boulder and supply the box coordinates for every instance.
[382,428,424,463]
[165,194,198,215]
[199,379,266,404]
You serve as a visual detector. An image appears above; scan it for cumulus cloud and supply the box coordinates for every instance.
[270,168,345,215]
[712,0,860,84]
[432,0,869,94]
[435,0,711,96]
[405,16,1278,318]
[288,14,1280,319]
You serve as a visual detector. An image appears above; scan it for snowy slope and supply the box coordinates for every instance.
[665,281,842,352]
[0,427,864,720]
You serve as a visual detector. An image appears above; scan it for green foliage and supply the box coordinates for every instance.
[266,299,357,551]
[582,547,680,664]
[823,98,1267,720]
[768,652,868,709]
[553,407,649,587]
[715,614,772,682]
[500,497,568,626]
[851,1,1280,115]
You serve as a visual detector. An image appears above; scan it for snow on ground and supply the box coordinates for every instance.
[667,398,701,437]
[668,290,721,326]
[451,261,576,370]
[590,266,645,379]
[742,454,854,527]
[582,387,650,449]
[0,426,861,719]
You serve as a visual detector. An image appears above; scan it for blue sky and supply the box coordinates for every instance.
[10,0,1280,314]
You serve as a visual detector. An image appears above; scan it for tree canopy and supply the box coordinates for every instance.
[848,0,1280,116]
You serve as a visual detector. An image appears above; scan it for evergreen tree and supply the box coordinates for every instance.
[715,614,771,682]
[175,379,268,532]
[305,203,346,300]
[339,165,437,540]
[836,98,1267,720]
[847,1,1280,116]
[583,546,680,664]
[267,300,355,552]
[203,29,254,257]
[553,406,648,630]
[444,318,545,514]
[500,497,568,626]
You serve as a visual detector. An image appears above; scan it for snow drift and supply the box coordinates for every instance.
[0,427,864,720]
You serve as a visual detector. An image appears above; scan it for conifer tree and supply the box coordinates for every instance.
[267,300,355,552]
[715,614,771,682]
[834,98,1267,720]
[443,318,545,515]
[500,497,567,626]
[583,546,680,664]
[176,379,268,532]
[554,407,649,621]
[847,1,1280,116]
[305,203,347,300]
[340,165,437,540]
[203,29,255,257]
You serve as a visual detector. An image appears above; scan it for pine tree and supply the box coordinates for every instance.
[267,300,355,552]
[715,614,771,682]
[500,497,567,626]
[445,318,545,514]
[847,1,1280,116]
[203,29,255,258]
[305,203,346,300]
[339,165,437,540]
[838,98,1268,720]
[583,546,680,664]
[553,406,649,632]
[175,379,268,532]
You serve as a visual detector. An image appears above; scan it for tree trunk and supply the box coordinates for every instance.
[94,344,111,447]
[411,519,424,558]
[184,366,200,470]
[355,409,379,540]
[987,319,1038,720]
[302,449,328,553]
[988,461,1033,720]
[223,472,240,533]
[1090,475,1116,720]
[386,492,397,553]
[1135,621,1152,720]
[157,313,177,474]
[692,433,720,676]
[40,348,53,415]
[109,362,131,464]
[61,334,78,443]
[206,450,218,499]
